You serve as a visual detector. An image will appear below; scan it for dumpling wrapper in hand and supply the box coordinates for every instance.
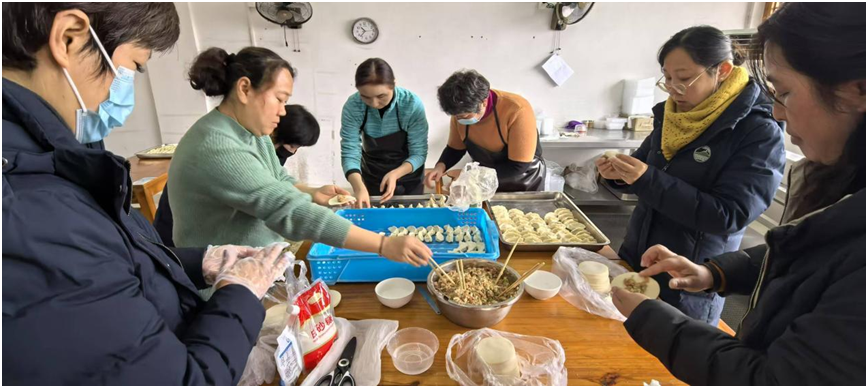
[612,272,660,299]
[328,194,357,206]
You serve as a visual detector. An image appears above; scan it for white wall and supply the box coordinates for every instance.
[112,2,753,186]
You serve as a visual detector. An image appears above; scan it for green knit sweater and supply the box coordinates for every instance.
[168,109,352,248]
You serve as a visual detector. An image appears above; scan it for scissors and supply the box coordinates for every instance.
[316,337,357,386]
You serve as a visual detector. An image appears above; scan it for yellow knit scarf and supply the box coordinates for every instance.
[661,66,750,160]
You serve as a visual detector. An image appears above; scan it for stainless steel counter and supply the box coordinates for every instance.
[540,129,650,149]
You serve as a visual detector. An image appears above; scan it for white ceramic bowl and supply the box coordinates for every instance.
[523,270,563,300]
[375,278,415,308]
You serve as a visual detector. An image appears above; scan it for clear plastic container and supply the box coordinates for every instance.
[387,328,439,375]
[545,174,565,192]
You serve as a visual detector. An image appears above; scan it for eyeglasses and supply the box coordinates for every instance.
[656,64,719,96]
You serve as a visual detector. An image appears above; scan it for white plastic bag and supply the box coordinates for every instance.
[447,162,499,211]
[446,328,567,386]
[564,159,598,194]
[239,304,288,386]
[240,258,309,386]
[552,247,627,321]
[545,161,564,176]
[300,318,399,386]
[544,161,566,192]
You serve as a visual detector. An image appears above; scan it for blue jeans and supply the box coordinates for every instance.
[675,291,726,326]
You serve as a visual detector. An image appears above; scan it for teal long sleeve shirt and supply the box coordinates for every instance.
[340,86,429,177]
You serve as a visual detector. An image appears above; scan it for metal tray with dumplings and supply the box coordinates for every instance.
[330,194,449,209]
[484,191,610,252]
[135,144,177,159]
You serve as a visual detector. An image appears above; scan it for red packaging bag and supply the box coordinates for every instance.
[291,279,338,371]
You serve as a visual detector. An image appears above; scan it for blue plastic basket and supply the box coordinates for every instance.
[307,208,500,285]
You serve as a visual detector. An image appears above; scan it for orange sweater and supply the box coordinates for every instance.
[446,90,538,163]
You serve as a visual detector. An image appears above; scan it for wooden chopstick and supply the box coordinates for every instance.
[495,236,522,284]
[458,260,466,290]
[429,259,456,285]
[498,262,545,297]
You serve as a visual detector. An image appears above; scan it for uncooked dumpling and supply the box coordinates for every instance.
[328,194,356,206]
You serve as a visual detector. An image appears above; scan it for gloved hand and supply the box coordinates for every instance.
[215,243,292,299]
[202,245,260,285]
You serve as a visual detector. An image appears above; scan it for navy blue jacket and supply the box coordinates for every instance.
[625,189,865,385]
[611,79,786,304]
[2,79,263,385]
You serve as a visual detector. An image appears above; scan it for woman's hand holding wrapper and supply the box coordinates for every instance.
[215,243,292,299]
[612,244,715,318]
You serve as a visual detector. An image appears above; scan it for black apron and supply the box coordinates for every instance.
[359,102,424,195]
[463,104,546,192]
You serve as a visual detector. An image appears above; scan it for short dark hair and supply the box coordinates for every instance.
[2,3,180,74]
[355,58,395,87]
[188,46,296,97]
[437,69,490,115]
[749,2,865,219]
[273,105,320,147]
[658,25,745,74]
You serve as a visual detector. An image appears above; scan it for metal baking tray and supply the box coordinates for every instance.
[601,178,638,201]
[369,194,448,208]
[135,144,177,159]
[330,194,449,210]
[484,191,611,252]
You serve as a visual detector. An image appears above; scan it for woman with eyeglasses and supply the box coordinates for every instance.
[596,25,786,325]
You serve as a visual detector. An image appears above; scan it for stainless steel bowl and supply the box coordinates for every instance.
[426,259,523,328]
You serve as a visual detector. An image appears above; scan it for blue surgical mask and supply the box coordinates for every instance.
[457,117,480,126]
[457,104,484,126]
[61,26,136,144]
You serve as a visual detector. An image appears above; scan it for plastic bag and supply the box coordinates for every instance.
[446,328,567,386]
[447,162,499,211]
[275,324,304,386]
[238,303,290,386]
[244,259,311,386]
[300,317,399,386]
[564,158,598,194]
[544,161,566,192]
[545,161,564,176]
[263,245,305,304]
[551,247,627,321]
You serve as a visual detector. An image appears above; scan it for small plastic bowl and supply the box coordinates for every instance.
[387,328,439,375]
[523,270,563,300]
[375,278,415,308]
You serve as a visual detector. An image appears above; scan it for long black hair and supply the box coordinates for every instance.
[749,3,865,220]
[274,105,320,147]
[658,25,746,72]
[188,46,295,97]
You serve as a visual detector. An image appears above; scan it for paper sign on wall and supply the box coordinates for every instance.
[542,54,574,87]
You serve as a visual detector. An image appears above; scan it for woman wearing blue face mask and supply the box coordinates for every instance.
[2,3,291,384]
[426,69,546,192]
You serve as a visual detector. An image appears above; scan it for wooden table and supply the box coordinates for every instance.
[128,156,171,183]
[290,244,683,386]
